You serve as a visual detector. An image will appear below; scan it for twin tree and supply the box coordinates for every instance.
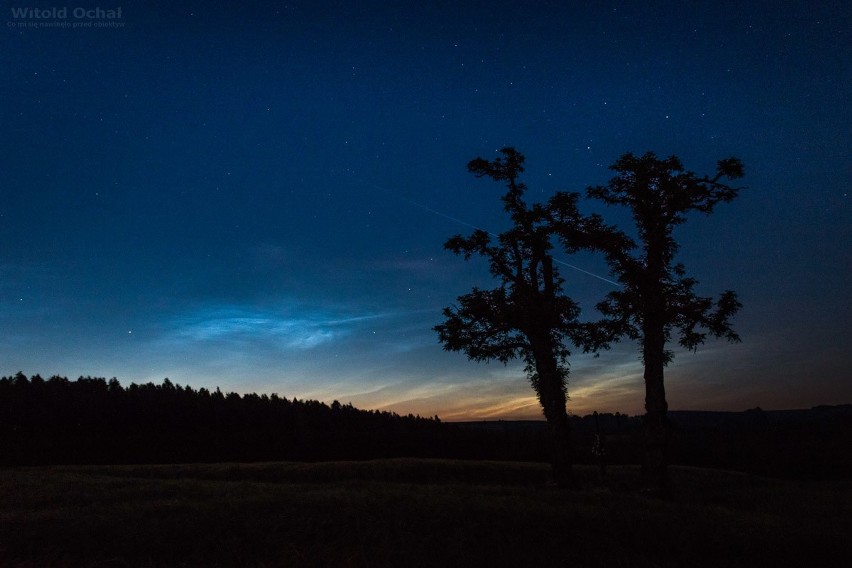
[435,148,745,490]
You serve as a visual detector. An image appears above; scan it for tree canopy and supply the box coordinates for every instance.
[582,152,744,359]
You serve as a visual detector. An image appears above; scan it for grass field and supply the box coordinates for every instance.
[1,459,850,567]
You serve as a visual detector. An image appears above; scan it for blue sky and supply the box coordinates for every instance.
[1,1,849,418]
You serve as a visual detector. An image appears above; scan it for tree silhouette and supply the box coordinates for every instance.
[434,148,602,487]
[566,151,745,492]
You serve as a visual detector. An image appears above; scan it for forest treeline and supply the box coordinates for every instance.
[1,373,850,480]
[2,373,565,466]
[0,373,450,465]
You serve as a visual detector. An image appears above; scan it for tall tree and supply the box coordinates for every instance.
[434,148,601,487]
[567,151,745,492]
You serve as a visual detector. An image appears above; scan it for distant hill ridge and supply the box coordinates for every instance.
[456,404,852,430]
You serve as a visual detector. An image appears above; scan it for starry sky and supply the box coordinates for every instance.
[2,1,849,419]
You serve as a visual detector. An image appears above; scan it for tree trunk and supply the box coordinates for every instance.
[546,405,573,488]
[534,354,574,488]
[642,327,669,495]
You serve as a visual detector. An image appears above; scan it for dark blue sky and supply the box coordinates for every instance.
[2,1,849,418]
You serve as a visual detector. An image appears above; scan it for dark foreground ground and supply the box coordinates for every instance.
[1,459,850,567]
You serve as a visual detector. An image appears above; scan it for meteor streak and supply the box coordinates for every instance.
[351,175,621,287]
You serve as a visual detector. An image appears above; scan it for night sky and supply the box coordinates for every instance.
[2,1,849,419]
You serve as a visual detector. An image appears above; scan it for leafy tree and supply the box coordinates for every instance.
[564,151,745,491]
[434,148,602,487]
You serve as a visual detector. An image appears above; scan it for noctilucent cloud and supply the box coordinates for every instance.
[2,1,849,419]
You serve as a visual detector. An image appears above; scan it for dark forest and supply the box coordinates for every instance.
[3,373,849,481]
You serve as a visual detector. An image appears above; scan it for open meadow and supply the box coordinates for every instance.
[1,459,850,567]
